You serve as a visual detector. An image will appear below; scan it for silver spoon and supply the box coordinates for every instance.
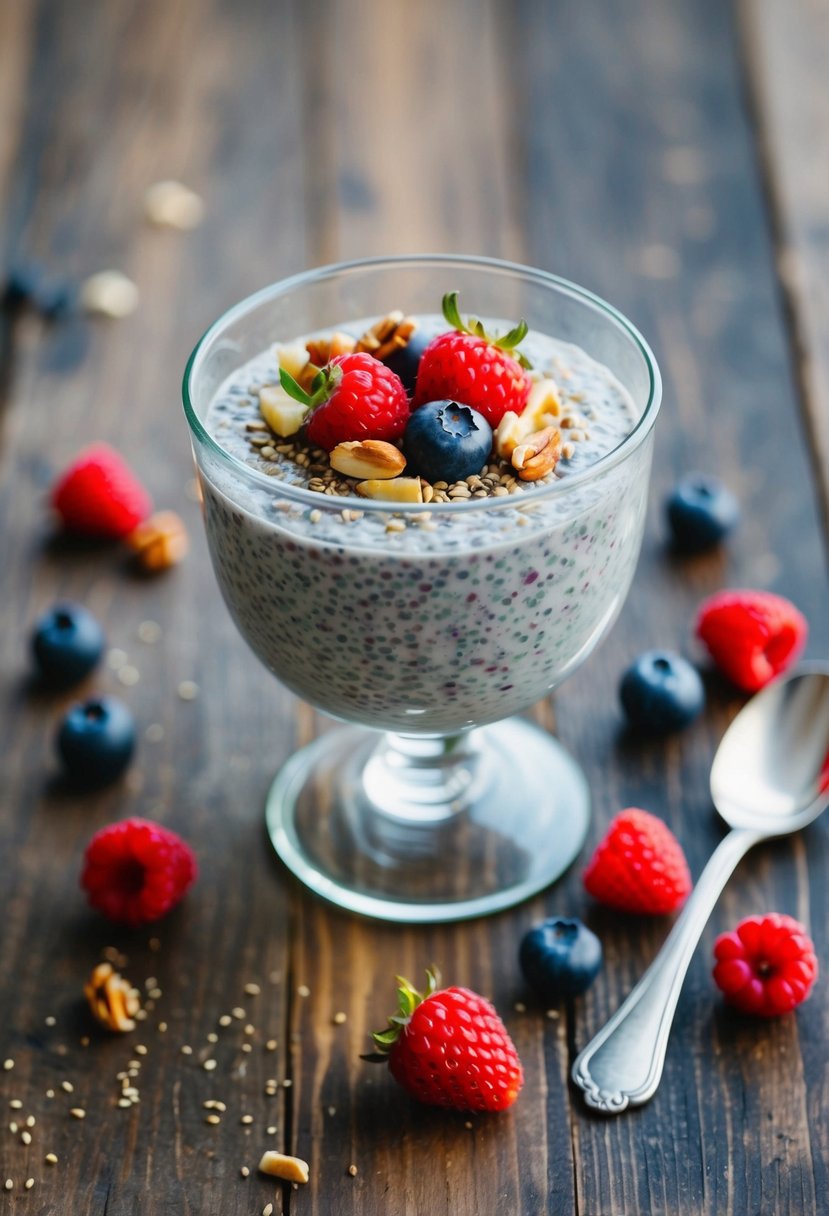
[572,663,829,1114]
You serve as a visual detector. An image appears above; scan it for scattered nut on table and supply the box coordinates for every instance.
[83,962,141,1032]
[258,1150,309,1184]
[127,510,189,572]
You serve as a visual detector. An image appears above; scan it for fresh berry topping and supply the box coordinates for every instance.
[519,917,602,1002]
[403,399,493,483]
[695,589,808,693]
[380,324,434,396]
[666,473,740,553]
[31,602,105,687]
[412,292,532,427]
[279,353,410,452]
[619,650,705,733]
[50,443,152,539]
[81,818,197,926]
[364,969,523,1112]
[713,913,818,1017]
[56,696,136,788]
[583,808,692,916]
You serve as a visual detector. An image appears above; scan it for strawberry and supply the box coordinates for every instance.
[583,808,692,915]
[279,352,409,452]
[51,443,152,539]
[412,292,533,427]
[695,588,808,693]
[364,969,523,1112]
[713,913,818,1017]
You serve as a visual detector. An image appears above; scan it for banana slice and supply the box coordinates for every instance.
[258,385,307,437]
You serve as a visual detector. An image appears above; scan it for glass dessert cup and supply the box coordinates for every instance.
[183,255,661,923]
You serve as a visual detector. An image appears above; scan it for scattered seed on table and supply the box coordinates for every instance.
[265,1040,277,1052]
[45,1153,58,1165]
[327,1106,336,1117]
[60,1082,73,1094]
[45,1016,56,1027]
[240,1115,253,1125]
[25,1116,35,1128]
[69,1108,85,1119]
[148,987,162,1001]
[244,983,261,997]
[9,1099,22,1110]
[263,1204,274,1216]
[149,938,161,952]
[231,1007,245,1020]
[134,1045,148,1056]
[348,1164,358,1177]
[4,1180,12,1191]
[137,620,163,644]
[45,1090,55,1100]
[177,681,199,701]
[513,1002,526,1013]
[207,1033,218,1044]
[203,1060,217,1072]
[282,1079,292,1088]
[180,1045,193,1056]
[244,1024,255,1036]
[297,985,310,998]
[241,1043,252,1053]
[117,1099,132,1109]
[333,1012,347,1025]
[9,1122,17,1133]
[545,1009,560,1020]
[219,1015,232,1027]
[240,1166,250,1178]
[158,1022,168,1033]
[266,1126,277,1135]
[21,1131,32,1145]
[205,1114,221,1126]
[117,665,140,686]
[3,1059,13,1071]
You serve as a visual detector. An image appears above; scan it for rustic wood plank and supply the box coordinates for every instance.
[740,0,829,535]
[0,0,310,1211]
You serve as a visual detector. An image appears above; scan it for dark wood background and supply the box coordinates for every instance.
[2,1,828,1213]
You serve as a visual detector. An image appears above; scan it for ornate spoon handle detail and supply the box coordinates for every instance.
[572,827,763,1113]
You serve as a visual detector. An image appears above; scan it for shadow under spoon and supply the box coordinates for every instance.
[572,662,829,1114]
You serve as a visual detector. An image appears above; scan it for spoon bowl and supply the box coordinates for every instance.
[573,663,829,1114]
[711,664,829,833]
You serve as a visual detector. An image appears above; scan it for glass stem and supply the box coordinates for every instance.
[361,730,491,826]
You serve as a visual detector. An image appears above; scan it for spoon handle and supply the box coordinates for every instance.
[572,826,763,1113]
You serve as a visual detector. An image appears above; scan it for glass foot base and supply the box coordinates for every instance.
[265,717,590,923]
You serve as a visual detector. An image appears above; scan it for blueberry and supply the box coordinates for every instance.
[519,917,602,1002]
[381,326,433,396]
[404,399,492,483]
[666,473,739,552]
[619,650,705,733]
[56,696,136,787]
[31,603,105,687]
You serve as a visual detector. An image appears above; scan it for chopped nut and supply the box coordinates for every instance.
[258,1151,310,1185]
[356,476,423,503]
[144,180,205,229]
[354,311,418,362]
[304,331,356,370]
[84,963,141,1032]
[511,427,562,481]
[81,270,139,318]
[330,440,406,481]
[128,510,189,572]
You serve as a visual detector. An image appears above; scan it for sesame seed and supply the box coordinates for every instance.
[158,1022,168,1033]
[25,1116,34,1128]
[297,985,310,998]
[69,1108,86,1119]
[513,1002,526,1014]
[242,1044,252,1053]
[282,1079,292,1088]
[244,983,261,997]
[327,1106,336,1117]
[149,938,161,952]
[203,1059,217,1071]
[207,1033,219,1044]
[205,1114,221,1126]
[9,1099,22,1109]
[180,1045,193,1055]
[244,1024,255,1036]
[21,1131,32,1145]
[465,1120,473,1129]
[25,1179,34,1190]
[4,1179,12,1191]
[61,1082,74,1094]
[145,723,165,743]
[134,1044,148,1056]
[348,1164,358,1177]
[263,1204,274,1215]
[45,1016,56,1027]
[45,1090,55,1099]
[118,1098,132,1109]
[240,1166,250,1177]
[545,1009,560,1020]
[80,1036,90,1047]
[45,1154,58,1165]
[219,1015,232,1027]
[231,1007,246,1020]
[9,1122,17,1133]
[333,1011,347,1024]
[177,680,199,701]
[3,1059,13,1071]
[137,620,162,644]
[134,1009,148,1021]
[148,987,162,1000]
[106,648,128,670]
[240,1115,253,1125]
[265,1040,277,1051]
[117,665,140,686]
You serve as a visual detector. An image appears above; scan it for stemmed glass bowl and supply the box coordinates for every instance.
[183,255,661,922]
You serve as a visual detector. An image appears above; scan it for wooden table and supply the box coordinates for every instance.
[2,1,828,1212]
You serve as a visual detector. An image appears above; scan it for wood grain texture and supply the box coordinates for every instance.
[0,0,828,1213]
[740,0,829,536]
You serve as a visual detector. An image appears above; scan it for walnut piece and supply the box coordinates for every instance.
[128,510,189,572]
[84,963,141,1032]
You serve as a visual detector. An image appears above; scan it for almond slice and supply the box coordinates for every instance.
[355,476,423,503]
[511,427,562,481]
[330,440,406,481]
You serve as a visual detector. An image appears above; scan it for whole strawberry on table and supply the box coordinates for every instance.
[364,969,524,1113]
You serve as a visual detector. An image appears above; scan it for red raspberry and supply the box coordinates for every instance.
[713,913,818,1017]
[51,443,153,539]
[81,818,197,926]
[695,588,808,693]
[365,970,523,1112]
[583,808,692,915]
[281,352,409,452]
[412,291,532,427]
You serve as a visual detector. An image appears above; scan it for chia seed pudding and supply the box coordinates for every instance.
[198,317,652,734]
